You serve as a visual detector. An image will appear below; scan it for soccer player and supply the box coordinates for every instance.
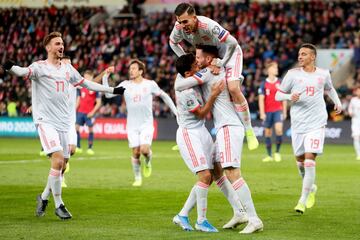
[275,43,342,214]
[102,59,177,187]
[169,2,259,150]
[258,61,287,162]
[75,70,102,155]
[1,32,125,220]
[348,85,360,160]
[176,45,263,234]
[173,53,224,232]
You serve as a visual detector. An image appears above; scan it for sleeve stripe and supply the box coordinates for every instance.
[189,104,201,113]
[169,38,179,44]
[277,89,287,94]
[220,31,230,43]
[193,75,203,84]
[73,78,85,87]
[24,67,32,80]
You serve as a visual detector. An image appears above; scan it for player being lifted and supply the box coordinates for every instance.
[348,85,360,160]
[102,59,177,187]
[1,32,125,220]
[258,61,287,162]
[169,2,259,150]
[173,53,225,232]
[275,43,342,214]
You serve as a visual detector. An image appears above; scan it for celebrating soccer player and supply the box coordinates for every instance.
[169,2,259,150]
[102,59,177,187]
[1,32,125,220]
[275,43,342,214]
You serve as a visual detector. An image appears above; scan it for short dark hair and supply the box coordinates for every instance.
[43,32,62,47]
[175,53,195,77]
[196,44,219,58]
[300,43,317,57]
[83,70,94,77]
[174,3,196,16]
[130,59,146,75]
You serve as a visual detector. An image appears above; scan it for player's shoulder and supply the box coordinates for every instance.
[194,67,211,79]
[316,67,330,75]
[31,60,46,67]
[288,67,302,73]
[197,16,212,29]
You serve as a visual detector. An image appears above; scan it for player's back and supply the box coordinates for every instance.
[175,85,205,129]
[199,68,242,130]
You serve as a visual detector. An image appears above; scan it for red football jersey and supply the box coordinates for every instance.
[258,78,283,112]
[77,88,100,114]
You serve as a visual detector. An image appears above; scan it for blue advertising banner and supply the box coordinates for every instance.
[0,117,37,137]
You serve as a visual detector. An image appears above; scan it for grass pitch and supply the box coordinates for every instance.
[0,138,359,240]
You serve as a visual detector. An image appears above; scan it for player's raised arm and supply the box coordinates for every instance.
[101,72,123,98]
[158,90,178,116]
[93,66,114,84]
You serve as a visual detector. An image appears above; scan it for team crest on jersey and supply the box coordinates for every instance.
[317,77,324,85]
[186,99,194,107]
[212,26,221,35]
[199,68,208,73]
[66,72,70,81]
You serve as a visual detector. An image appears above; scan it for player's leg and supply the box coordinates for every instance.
[262,122,273,162]
[139,126,154,178]
[353,136,360,160]
[273,111,284,162]
[75,112,84,153]
[36,124,71,219]
[86,116,95,155]
[225,47,258,150]
[352,120,360,160]
[217,125,262,233]
[295,128,324,213]
[128,129,142,186]
[194,169,218,232]
[212,162,248,229]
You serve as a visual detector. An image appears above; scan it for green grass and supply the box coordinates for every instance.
[0,138,359,240]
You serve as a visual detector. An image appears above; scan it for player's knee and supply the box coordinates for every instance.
[140,147,150,156]
[51,153,65,169]
[198,170,212,185]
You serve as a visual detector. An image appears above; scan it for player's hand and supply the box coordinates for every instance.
[87,113,94,118]
[211,80,225,97]
[26,106,32,114]
[283,111,287,120]
[3,60,16,71]
[334,104,342,115]
[260,113,266,121]
[209,65,220,75]
[113,86,125,95]
[105,66,115,74]
[291,93,300,103]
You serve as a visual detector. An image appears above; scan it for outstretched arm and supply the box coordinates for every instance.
[80,78,124,95]
[93,66,114,84]
[158,90,177,116]
[101,73,122,98]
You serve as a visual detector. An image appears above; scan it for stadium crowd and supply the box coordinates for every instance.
[0,0,359,119]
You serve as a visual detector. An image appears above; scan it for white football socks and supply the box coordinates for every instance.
[179,185,196,217]
[232,177,258,221]
[216,175,245,216]
[131,157,141,181]
[195,182,209,224]
[48,168,64,208]
[299,159,316,205]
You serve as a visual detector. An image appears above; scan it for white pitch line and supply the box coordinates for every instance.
[0,152,353,165]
